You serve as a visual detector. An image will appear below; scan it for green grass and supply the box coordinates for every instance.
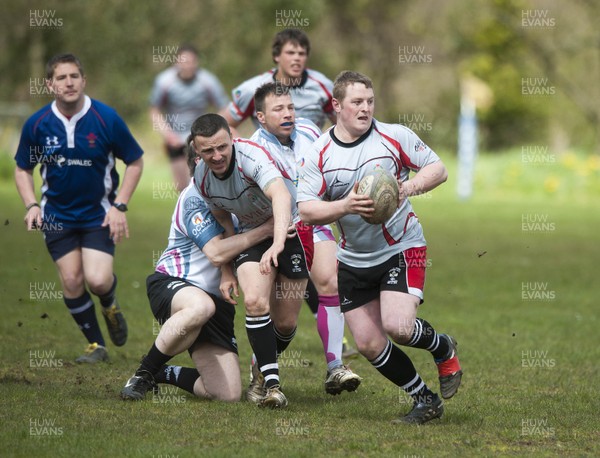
[1,151,599,457]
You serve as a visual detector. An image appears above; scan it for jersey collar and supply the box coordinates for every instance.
[271,69,308,88]
[330,120,375,148]
[51,96,92,148]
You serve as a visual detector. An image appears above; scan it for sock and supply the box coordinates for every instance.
[246,314,279,388]
[369,340,435,403]
[305,279,319,317]
[404,318,450,361]
[97,274,117,309]
[316,295,344,370]
[139,343,173,376]
[64,292,105,347]
[274,326,296,356]
[154,365,200,395]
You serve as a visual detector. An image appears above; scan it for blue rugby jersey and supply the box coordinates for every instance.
[15,96,144,228]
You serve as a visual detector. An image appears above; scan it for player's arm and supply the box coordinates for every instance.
[102,157,144,244]
[15,166,42,230]
[298,183,374,226]
[399,160,448,199]
[259,177,292,275]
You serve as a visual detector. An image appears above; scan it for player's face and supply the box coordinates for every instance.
[176,51,198,81]
[193,128,233,178]
[257,93,295,144]
[274,42,307,83]
[46,62,86,107]
[334,83,375,137]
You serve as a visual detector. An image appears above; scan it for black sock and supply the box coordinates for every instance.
[139,343,173,376]
[154,365,200,395]
[305,279,319,316]
[369,340,435,403]
[246,314,279,388]
[64,292,105,346]
[274,326,296,356]
[404,318,450,360]
[96,275,117,308]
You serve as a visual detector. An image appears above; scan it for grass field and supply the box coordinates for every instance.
[1,149,599,457]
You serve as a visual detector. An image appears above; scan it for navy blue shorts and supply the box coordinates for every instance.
[43,226,114,261]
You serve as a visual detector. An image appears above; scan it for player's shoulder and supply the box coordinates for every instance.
[233,70,274,94]
[24,103,54,126]
[180,180,209,211]
[295,118,321,141]
[89,98,118,116]
[233,136,267,155]
[305,68,333,85]
[374,119,416,140]
[155,66,178,84]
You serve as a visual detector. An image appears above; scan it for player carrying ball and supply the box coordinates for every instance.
[297,71,462,424]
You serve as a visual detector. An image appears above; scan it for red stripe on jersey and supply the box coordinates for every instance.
[232,99,255,120]
[375,127,419,172]
[317,140,332,197]
[308,74,334,113]
[298,123,320,141]
[382,211,416,246]
[90,108,107,128]
[234,138,289,180]
[32,109,53,135]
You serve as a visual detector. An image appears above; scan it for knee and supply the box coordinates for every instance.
[243,293,269,316]
[87,273,113,296]
[313,274,337,296]
[61,271,84,296]
[186,301,216,328]
[355,337,388,361]
[213,388,241,403]
[384,317,415,345]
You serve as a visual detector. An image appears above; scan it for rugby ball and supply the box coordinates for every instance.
[357,168,399,224]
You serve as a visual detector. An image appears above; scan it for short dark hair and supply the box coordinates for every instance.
[186,114,231,174]
[332,71,374,102]
[272,28,310,62]
[45,53,84,80]
[177,43,199,57]
[254,82,291,113]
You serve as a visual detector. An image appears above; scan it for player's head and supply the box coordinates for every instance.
[176,44,199,81]
[255,83,295,143]
[45,53,86,106]
[332,71,375,137]
[188,114,233,178]
[272,29,310,82]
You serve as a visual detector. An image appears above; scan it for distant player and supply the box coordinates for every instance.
[121,155,276,402]
[220,28,335,131]
[192,113,309,409]
[297,71,463,424]
[248,82,361,397]
[15,53,144,363]
[150,44,229,191]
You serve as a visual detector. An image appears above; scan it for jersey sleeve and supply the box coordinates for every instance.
[396,126,440,172]
[238,141,283,191]
[111,115,144,164]
[227,80,255,123]
[149,72,167,108]
[181,194,225,250]
[297,143,326,202]
[14,117,38,170]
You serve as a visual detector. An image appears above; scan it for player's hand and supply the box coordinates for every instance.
[102,207,129,244]
[287,223,298,238]
[220,267,239,305]
[259,242,284,275]
[24,206,42,231]
[344,182,375,218]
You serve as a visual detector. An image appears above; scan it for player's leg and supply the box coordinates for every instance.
[188,342,242,402]
[121,274,216,400]
[46,228,108,363]
[311,238,361,394]
[381,247,462,399]
[237,258,282,406]
[167,146,190,192]
[269,274,306,356]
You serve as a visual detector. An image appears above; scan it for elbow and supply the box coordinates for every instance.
[439,167,448,184]
[204,248,226,267]
[298,206,315,226]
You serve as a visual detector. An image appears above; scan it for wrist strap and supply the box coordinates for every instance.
[26,202,40,211]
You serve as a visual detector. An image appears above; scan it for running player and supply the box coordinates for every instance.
[220,28,335,131]
[120,156,276,402]
[150,44,229,191]
[248,82,361,397]
[15,53,144,363]
[297,71,463,424]
[191,113,309,409]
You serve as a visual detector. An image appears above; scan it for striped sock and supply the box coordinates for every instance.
[404,318,449,360]
[65,292,105,346]
[369,340,435,403]
[274,326,296,356]
[246,314,280,388]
